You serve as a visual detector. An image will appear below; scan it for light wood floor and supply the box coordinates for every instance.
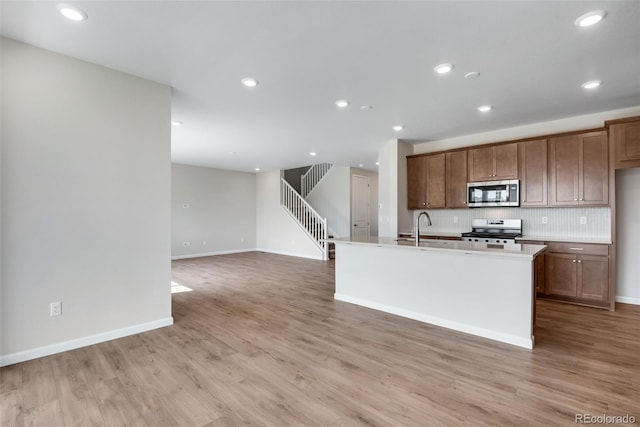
[2,252,639,426]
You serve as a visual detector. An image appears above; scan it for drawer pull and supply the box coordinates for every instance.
[569,247,584,251]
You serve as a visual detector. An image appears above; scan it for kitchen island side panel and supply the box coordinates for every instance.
[334,243,534,348]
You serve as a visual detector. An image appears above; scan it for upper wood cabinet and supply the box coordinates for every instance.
[518,139,548,207]
[549,131,608,206]
[407,154,445,209]
[407,156,427,209]
[468,143,518,182]
[610,119,640,169]
[446,150,468,208]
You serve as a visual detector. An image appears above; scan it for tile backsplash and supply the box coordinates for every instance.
[409,207,611,241]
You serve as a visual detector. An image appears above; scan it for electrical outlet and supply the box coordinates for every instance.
[183,241,190,247]
[182,203,190,209]
[453,216,458,224]
[542,216,548,224]
[50,301,61,317]
[580,216,587,225]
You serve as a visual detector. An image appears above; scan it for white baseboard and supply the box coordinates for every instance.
[615,296,640,305]
[255,248,324,261]
[0,317,174,367]
[334,293,533,349]
[171,248,256,260]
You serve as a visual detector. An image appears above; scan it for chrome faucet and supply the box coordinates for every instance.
[416,211,433,246]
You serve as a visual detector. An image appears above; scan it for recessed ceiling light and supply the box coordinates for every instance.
[464,71,480,79]
[229,151,237,155]
[335,99,350,108]
[57,3,88,21]
[581,80,602,89]
[241,78,259,87]
[360,105,373,110]
[477,105,493,112]
[393,125,404,131]
[359,164,364,168]
[575,10,607,27]
[254,167,261,172]
[434,63,454,74]
[375,161,380,166]
[171,121,182,126]
[310,152,317,156]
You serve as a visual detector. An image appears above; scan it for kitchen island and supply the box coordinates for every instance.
[331,237,546,349]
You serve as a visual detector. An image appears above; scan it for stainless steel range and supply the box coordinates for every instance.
[461,219,522,244]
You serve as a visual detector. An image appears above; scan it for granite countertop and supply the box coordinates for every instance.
[330,236,546,259]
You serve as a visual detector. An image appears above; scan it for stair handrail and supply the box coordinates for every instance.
[281,178,328,260]
[301,163,333,198]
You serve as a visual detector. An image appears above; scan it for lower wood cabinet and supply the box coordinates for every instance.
[533,250,545,293]
[543,242,610,307]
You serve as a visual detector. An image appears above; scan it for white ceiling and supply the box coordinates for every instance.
[2,1,639,173]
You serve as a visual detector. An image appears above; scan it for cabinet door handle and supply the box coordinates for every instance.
[572,259,577,263]
[569,247,584,251]
[579,198,584,201]
[574,198,578,201]
[577,260,582,263]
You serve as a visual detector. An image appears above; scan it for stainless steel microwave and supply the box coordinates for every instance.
[467,180,520,207]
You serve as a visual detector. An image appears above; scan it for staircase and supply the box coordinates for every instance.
[301,162,333,198]
[281,178,329,260]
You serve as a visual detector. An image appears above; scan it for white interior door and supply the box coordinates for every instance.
[351,174,370,238]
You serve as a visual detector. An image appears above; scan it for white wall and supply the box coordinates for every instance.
[256,170,323,259]
[305,166,351,238]
[302,165,379,238]
[397,142,413,234]
[351,167,379,237]
[616,168,640,304]
[1,38,172,365]
[377,140,398,237]
[171,164,256,258]
[377,139,412,237]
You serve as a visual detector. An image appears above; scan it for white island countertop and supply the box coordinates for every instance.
[330,236,546,259]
